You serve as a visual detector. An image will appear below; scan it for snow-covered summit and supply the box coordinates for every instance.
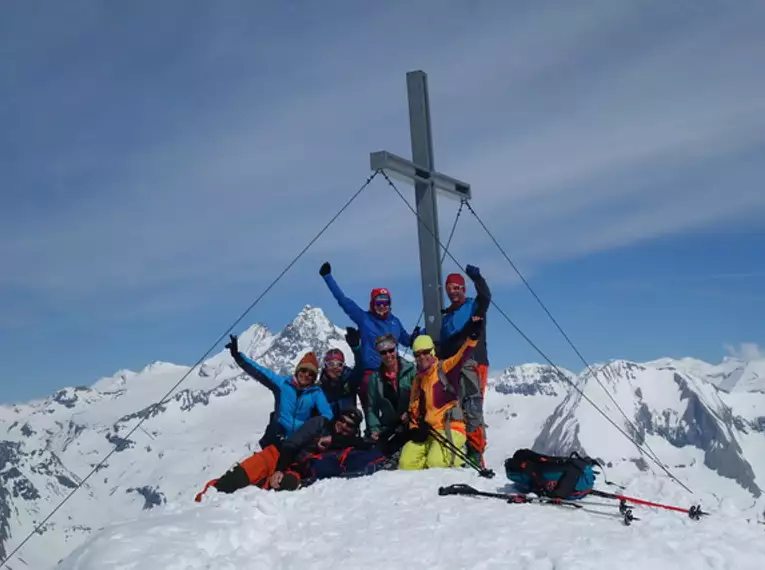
[2,305,765,568]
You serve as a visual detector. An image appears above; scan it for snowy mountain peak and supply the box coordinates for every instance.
[3,306,765,569]
[534,362,764,499]
[256,305,351,375]
[492,363,575,397]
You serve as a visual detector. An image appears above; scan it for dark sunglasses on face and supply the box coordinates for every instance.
[339,416,357,428]
[374,301,390,308]
[378,347,396,355]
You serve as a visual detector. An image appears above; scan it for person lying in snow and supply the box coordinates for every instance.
[225,334,333,449]
[399,318,482,470]
[319,261,419,415]
[317,328,364,418]
[364,333,417,456]
[195,407,386,499]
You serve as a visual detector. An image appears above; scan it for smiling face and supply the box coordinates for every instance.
[414,348,436,372]
[379,346,398,368]
[446,282,466,305]
[295,368,317,387]
[322,349,345,380]
[373,297,390,317]
[333,410,361,436]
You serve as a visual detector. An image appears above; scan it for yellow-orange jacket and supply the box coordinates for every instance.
[408,337,478,434]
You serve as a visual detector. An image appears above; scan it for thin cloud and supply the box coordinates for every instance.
[725,343,764,362]
[1,0,764,329]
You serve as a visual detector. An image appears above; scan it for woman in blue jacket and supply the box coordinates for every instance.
[319,262,418,414]
[225,334,333,449]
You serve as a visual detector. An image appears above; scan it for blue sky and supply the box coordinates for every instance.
[1,0,764,404]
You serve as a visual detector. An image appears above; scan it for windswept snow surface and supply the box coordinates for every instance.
[60,468,765,570]
[4,306,765,568]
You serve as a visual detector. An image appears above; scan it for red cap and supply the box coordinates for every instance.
[369,288,391,311]
[446,273,465,287]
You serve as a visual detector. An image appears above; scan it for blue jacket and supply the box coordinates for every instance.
[322,274,412,370]
[440,271,491,365]
[234,352,334,439]
[441,297,476,340]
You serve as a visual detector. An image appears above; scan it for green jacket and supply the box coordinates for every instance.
[366,357,417,435]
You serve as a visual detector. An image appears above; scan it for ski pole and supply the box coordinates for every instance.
[590,489,709,520]
[427,426,495,478]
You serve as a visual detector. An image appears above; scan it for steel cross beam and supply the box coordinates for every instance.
[369,70,472,342]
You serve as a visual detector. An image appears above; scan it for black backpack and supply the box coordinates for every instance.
[504,448,600,500]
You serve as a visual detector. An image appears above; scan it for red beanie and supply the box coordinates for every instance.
[324,348,345,364]
[295,352,319,376]
[369,287,391,310]
[446,273,465,287]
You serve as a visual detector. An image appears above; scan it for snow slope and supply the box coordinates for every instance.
[2,306,765,568]
[60,469,765,570]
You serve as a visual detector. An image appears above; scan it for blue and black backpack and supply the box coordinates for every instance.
[504,448,600,500]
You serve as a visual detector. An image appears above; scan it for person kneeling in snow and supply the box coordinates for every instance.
[365,333,416,456]
[225,334,333,449]
[398,318,482,470]
[195,408,386,500]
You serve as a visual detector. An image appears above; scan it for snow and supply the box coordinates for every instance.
[3,306,765,569]
[60,469,765,570]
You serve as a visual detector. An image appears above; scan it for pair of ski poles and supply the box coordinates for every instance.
[426,425,496,479]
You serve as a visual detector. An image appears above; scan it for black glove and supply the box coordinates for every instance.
[345,327,360,349]
[225,334,239,357]
[408,422,430,444]
[319,262,331,277]
[464,317,483,340]
[410,326,422,345]
[465,264,480,280]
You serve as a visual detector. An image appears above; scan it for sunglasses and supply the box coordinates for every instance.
[414,349,433,358]
[324,361,344,369]
[338,416,358,428]
[378,347,396,355]
[374,300,390,308]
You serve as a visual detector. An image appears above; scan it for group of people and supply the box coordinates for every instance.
[195,261,491,500]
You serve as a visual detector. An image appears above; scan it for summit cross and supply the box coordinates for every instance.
[370,70,472,342]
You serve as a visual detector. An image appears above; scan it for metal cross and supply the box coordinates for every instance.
[370,70,471,341]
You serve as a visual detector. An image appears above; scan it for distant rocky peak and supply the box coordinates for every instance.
[257,306,346,376]
[492,363,575,397]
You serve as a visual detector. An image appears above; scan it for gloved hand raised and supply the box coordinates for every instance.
[410,326,422,344]
[345,326,361,349]
[465,316,484,340]
[319,262,331,277]
[465,264,481,280]
[225,334,239,356]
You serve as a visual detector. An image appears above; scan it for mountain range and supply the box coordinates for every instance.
[1,305,764,569]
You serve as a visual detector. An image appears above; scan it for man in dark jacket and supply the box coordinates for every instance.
[438,264,492,467]
[196,407,378,499]
[270,407,388,489]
